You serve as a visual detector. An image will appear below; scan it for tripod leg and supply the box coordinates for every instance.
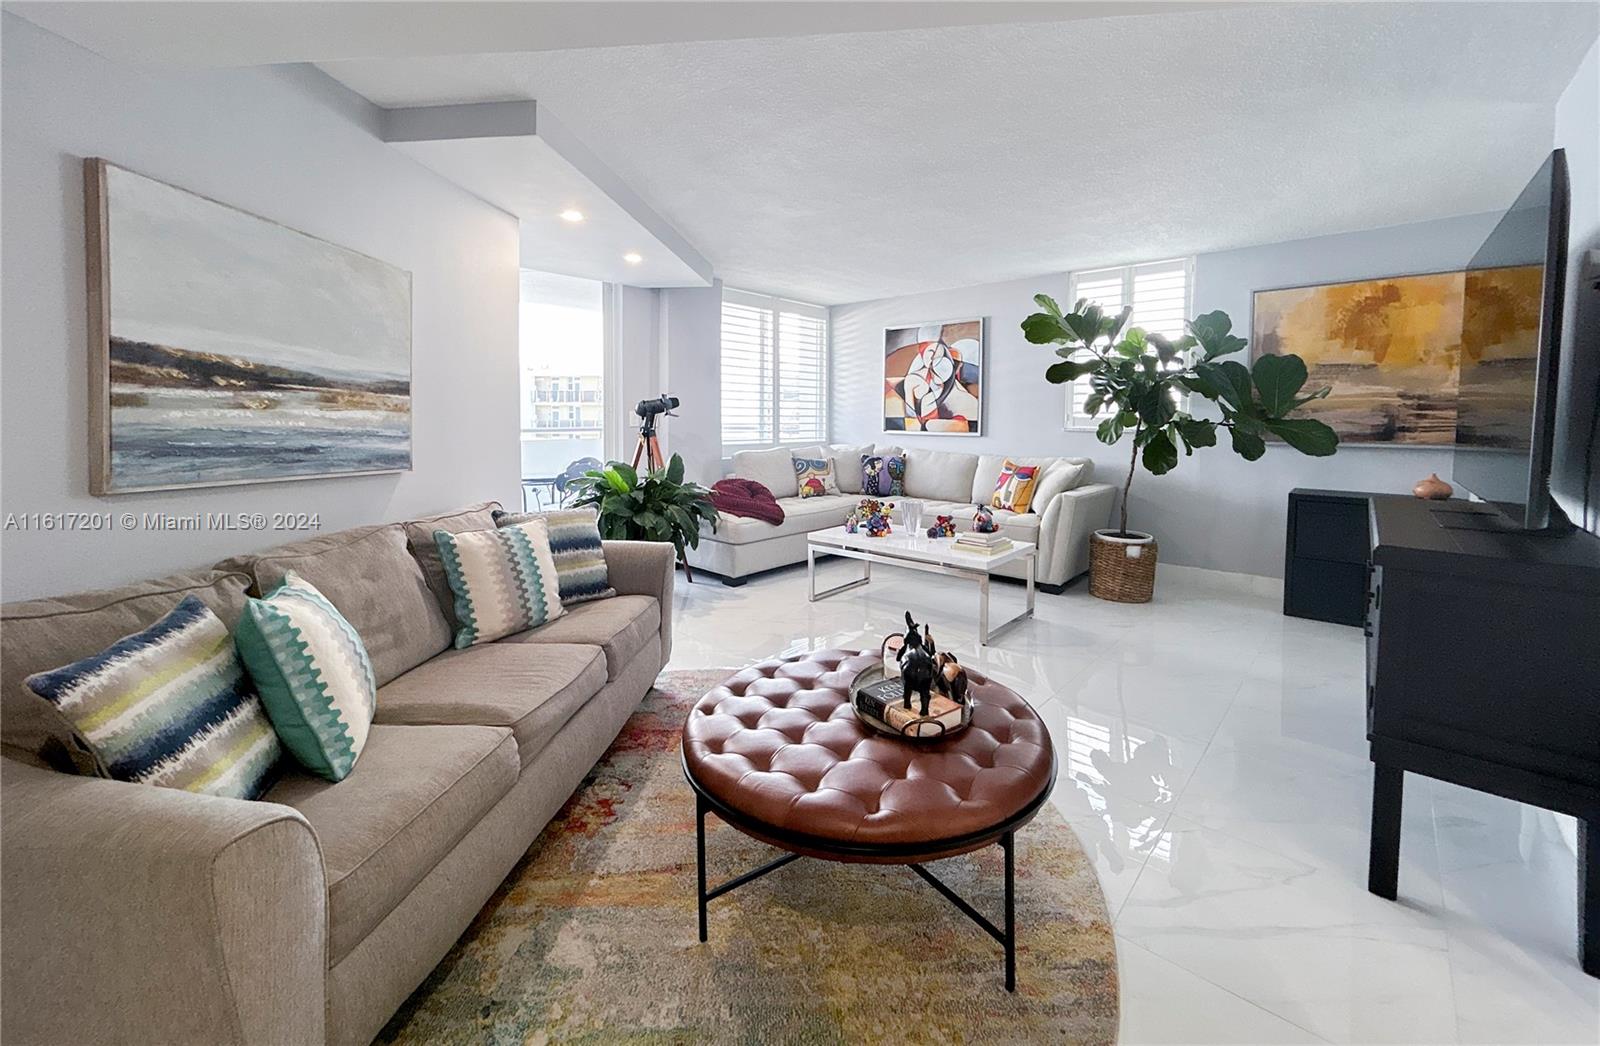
[649,436,665,472]
[631,437,645,470]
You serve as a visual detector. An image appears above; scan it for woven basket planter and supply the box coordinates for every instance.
[1088,530,1158,603]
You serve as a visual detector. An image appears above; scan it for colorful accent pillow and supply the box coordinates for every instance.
[492,508,616,605]
[24,596,282,799]
[991,459,1043,513]
[434,517,565,648]
[235,574,376,782]
[793,456,839,499]
[861,454,906,497]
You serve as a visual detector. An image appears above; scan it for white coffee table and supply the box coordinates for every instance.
[806,525,1036,647]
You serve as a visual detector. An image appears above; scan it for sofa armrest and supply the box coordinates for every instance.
[0,757,326,1046]
[602,540,675,666]
[1035,482,1117,585]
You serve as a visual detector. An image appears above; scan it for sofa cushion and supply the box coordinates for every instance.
[237,574,377,782]
[1,568,252,771]
[970,454,1076,508]
[374,642,606,766]
[501,595,660,681]
[434,518,565,648]
[402,502,501,633]
[707,494,854,543]
[861,453,906,497]
[828,443,874,494]
[905,449,980,501]
[220,525,448,687]
[23,595,281,799]
[792,455,839,498]
[1033,458,1092,509]
[989,459,1044,513]
[492,508,616,606]
[263,723,518,965]
[731,447,798,499]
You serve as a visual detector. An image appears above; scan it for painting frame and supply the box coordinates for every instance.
[84,157,414,495]
[881,317,985,437]
[1248,267,1536,451]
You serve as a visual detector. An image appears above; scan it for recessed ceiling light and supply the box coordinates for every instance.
[623,252,643,265]
[559,209,585,223]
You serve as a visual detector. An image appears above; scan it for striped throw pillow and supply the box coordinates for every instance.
[493,508,615,606]
[435,517,565,647]
[235,573,376,782]
[24,595,281,800]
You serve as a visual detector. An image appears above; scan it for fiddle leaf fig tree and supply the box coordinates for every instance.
[1022,295,1339,537]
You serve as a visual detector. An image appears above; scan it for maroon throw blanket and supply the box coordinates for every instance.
[710,478,785,525]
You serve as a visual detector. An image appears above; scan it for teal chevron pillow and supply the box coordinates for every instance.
[24,596,282,800]
[492,507,616,606]
[235,573,376,782]
[434,517,565,648]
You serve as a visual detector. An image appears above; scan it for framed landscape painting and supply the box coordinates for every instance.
[1251,268,1542,445]
[883,319,984,435]
[86,159,413,494]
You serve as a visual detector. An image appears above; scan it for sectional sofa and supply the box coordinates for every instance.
[685,444,1117,590]
[0,501,674,1046]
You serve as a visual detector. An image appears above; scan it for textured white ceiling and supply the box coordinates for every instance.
[315,3,1592,305]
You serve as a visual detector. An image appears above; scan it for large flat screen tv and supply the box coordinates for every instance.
[1451,149,1570,530]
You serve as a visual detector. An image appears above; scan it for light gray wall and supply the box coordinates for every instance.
[657,281,725,485]
[0,14,521,600]
[830,212,1500,578]
[1552,37,1600,535]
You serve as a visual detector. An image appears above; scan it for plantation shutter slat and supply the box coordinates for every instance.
[1063,258,1193,430]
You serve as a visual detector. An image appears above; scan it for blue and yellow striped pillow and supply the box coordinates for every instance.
[235,573,377,782]
[435,517,565,647]
[24,595,282,800]
[493,508,615,605]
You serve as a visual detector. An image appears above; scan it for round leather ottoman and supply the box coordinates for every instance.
[681,649,1057,990]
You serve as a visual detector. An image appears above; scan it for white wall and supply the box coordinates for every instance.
[1552,37,1600,535]
[0,15,521,600]
[656,281,725,485]
[830,213,1500,578]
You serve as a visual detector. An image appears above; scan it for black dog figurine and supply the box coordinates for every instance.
[898,612,937,717]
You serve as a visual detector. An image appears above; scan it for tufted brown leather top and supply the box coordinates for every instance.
[682,650,1055,853]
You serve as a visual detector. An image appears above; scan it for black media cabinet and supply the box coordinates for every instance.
[1363,493,1599,977]
[1283,488,1384,626]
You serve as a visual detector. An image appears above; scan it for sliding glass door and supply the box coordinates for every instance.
[519,270,606,510]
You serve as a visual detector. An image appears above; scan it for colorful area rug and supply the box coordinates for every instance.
[379,669,1119,1044]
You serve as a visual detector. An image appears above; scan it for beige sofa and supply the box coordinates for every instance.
[686,444,1117,591]
[0,502,673,1046]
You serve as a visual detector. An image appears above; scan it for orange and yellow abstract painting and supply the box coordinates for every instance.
[1252,267,1543,445]
[883,319,983,434]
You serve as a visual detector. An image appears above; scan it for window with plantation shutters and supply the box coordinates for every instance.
[721,289,828,448]
[1062,258,1194,431]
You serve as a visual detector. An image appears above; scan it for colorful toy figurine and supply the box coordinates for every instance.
[897,612,937,717]
[927,515,956,538]
[973,506,999,533]
[934,651,969,705]
[848,498,895,537]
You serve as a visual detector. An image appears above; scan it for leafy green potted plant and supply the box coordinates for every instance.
[567,453,719,579]
[1021,296,1339,603]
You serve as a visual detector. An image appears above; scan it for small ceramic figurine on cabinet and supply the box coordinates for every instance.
[897,612,937,717]
[973,506,999,533]
[927,515,957,538]
[934,650,968,705]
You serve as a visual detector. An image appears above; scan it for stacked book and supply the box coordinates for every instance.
[953,531,1014,555]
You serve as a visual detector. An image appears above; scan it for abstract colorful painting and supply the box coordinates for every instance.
[1251,268,1542,445]
[883,319,983,434]
[86,159,412,493]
